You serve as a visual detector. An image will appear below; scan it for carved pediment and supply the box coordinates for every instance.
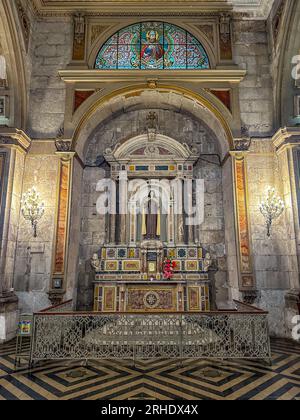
[132,146,173,158]
[105,134,199,164]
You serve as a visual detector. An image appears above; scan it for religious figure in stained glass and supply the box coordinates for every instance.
[141,30,164,69]
[95,22,210,70]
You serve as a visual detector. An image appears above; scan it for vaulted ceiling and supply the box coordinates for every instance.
[29,0,275,18]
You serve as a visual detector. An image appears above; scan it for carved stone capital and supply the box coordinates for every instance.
[55,139,72,152]
[48,290,65,307]
[242,290,259,305]
[233,138,251,151]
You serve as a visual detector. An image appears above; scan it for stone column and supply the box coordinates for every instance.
[174,177,184,244]
[186,177,194,245]
[168,198,175,245]
[49,148,75,305]
[119,171,128,244]
[108,174,117,245]
[222,155,239,301]
[230,149,256,300]
[0,131,31,342]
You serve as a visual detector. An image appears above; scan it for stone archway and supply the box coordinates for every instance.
[63,90,245,310]
[70,86,235,161]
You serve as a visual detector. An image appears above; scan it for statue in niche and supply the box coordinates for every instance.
[91,253,101,271]
[142,191,161,240]
[203,253,212,272]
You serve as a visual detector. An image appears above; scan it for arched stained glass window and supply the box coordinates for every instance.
[95,22,210,70]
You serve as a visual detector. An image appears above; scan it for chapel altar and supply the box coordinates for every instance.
[91,115,215,313]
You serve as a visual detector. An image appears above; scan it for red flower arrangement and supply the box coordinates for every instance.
[163,258,176,280]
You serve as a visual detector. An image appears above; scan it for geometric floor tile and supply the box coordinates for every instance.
[0,338,299,400]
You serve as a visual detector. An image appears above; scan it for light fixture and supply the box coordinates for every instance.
[21,187,45,238]
[259,187,285,237]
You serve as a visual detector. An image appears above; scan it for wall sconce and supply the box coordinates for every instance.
[21,187,45,238]
[259,187,285,237]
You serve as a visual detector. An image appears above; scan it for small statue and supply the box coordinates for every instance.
[203,253,212,272]
[91,253,101,271]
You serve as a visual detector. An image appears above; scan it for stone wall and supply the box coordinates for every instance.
[246,139,298,336]
[27,18,72,138]
[14,152,59,313]
[0,148,25,341]
[233,19,274,136]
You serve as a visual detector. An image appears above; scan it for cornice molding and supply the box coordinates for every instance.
[58,69,247,84]
[0,128,31,152]
[29,0,276,19]
[30,1,233,17]
[273,127,300,152]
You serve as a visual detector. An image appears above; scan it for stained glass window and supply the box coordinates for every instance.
[95,22,210,70]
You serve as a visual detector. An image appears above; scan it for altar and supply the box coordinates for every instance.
[91,118,215,313]
[92,244,211,313]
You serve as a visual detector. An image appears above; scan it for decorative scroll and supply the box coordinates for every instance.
[90,25,111,45]
[53,161,70,276]
[234,155,255,289]
[195,24,215,45]
[72,13,86,60]
[219,14,233,60]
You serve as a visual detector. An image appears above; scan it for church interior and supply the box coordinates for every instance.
[0,0,299,401]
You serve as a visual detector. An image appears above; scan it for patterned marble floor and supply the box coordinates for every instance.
[0,338,299,400]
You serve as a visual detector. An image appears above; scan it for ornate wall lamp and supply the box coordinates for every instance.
[21,187,45,238]
[259,187,285,237]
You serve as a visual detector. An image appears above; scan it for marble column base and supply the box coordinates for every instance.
[0,293,19,343]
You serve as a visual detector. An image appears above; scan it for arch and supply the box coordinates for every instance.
[88,21,217,69]
[94,21,210,71]
[113,133,195,161]
[0,0,28,128]
[275,0,300,127]
[70,85,235,161]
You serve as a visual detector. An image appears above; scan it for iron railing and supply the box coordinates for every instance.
[29,301,271,366]
[39,299,74,313]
